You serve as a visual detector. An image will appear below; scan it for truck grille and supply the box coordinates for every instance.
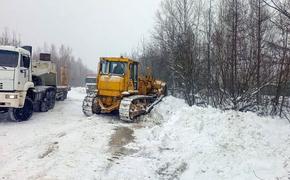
[0,83,2,89]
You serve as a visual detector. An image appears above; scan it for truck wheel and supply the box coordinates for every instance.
[40,101,49,112]
[59,92,66,101]
[48,91,56,110]
[8,98,34,122]
[40,91,49,112]
[63,92,68,100]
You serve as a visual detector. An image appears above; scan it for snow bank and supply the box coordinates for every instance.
[107,96,290,180]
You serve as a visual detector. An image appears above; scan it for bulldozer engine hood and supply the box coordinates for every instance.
[98,75,125,96]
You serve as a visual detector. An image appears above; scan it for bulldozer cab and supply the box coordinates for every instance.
[97,57,139,97]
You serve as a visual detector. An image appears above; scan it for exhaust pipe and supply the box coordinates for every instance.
[21,46,32,55]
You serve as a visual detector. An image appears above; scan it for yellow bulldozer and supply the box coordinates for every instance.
[82,57,167,122]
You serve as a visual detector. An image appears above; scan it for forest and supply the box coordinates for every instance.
[134,0,290,118]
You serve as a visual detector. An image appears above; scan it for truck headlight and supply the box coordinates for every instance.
[5,95,18,99]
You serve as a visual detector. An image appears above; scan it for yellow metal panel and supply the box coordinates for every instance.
[98,75,125,97]
[100,57,138,63]
[99,90,121,97]
[98,75,125,90]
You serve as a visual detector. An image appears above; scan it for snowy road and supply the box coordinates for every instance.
[1,88,290,180]
[0,88,132,180]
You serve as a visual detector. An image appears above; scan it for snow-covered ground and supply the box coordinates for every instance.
[0,88,120,180]
[1,88,290,180]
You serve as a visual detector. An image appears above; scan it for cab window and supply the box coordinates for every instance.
[130,63,138,90]
[20,55,30,68]
[100,60,109,74]
[130,63,138,81]
[110,62,125,75]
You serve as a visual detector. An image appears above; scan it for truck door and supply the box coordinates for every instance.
[18,55,30,89]
[130,63,138,90]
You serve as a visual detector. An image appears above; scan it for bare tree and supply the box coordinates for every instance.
[151,0,207,105]
[135,0,290,117]
[0,28,21,46]
[263,0,290,19]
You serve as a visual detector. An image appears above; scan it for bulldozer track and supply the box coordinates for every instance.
[82,93,165,122]
[82,93,96,117]
[119,95,159,122]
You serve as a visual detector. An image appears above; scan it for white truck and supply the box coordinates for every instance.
[0,46,69,122]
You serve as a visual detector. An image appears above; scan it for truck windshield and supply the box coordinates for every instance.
[0,50,19,68]
[85,77,96,84]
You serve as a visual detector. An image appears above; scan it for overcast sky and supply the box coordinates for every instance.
[0,0,161,71]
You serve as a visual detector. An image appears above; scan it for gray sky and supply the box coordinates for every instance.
[0,0,161,71]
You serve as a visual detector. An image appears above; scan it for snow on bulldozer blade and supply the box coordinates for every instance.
[1,88,290,180]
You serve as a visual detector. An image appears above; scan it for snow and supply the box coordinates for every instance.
[105,96,290,180]
[0,87,117,180]
[1,88,290,180]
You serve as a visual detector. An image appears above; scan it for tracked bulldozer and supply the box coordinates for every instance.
[82,57,167,122]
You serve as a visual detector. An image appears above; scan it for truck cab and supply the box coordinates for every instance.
[0,46,34,110]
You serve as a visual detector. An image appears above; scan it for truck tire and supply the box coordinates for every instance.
[40,91,49,112]
[8,98,34,122]
[40,90,55,112]
[48,91,56,110]
[63,92,68,100]
[59,91,67,101]
[40,101,49,112]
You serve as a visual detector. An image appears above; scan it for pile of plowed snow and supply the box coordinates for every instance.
[107,96,290,180]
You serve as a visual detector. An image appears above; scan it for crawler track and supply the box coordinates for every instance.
[83,93,164,122]
[82,93,95,117]
[119,95,164,122]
